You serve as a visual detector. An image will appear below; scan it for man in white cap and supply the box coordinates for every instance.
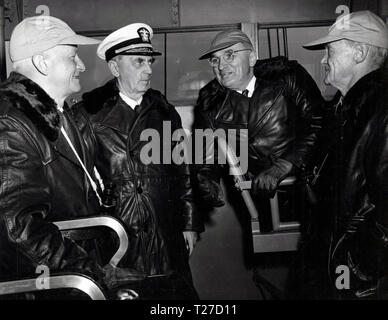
[74,23,203,299]
[302,10,388,299]
[0,16,144,297]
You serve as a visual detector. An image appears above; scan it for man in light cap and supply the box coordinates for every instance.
[302,10,388,299]
[74,23,203,299]
[0,15,144,298]
[193,29,324,235]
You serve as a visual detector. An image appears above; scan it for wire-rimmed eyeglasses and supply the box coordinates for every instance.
[208,49,252,67]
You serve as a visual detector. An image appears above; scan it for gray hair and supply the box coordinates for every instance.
[344,39,388,67]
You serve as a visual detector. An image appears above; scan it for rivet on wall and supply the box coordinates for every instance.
[171,0,180,27]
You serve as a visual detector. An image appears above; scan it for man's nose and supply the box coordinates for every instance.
[144,62,152,75]
[76,55,86,72]
[321,52,328,65]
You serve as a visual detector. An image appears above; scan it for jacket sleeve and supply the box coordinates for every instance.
[281,64,324,170]
[190,82,226,208]
[367,112,388,228]
[0,117,103,280]
[170,104,205,233]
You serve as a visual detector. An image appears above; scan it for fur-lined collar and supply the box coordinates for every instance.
[253,56,297,82]
[81,78,172,115]
[0,72,61,141]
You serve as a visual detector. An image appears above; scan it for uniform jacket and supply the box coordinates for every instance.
[74,79,203,276]
[0,72,102,281]
[193,56,324,203]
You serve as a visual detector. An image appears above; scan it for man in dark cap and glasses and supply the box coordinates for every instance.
[192,28,324,236]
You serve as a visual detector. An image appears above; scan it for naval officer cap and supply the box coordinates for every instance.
[97,23,162,61]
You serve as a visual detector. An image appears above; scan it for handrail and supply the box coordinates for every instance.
[54,216,128,267]
[0,274,106,300]
[215,135,300,233]
[216,136,259,220]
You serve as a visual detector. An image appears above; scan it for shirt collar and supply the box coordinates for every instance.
[119,92,143,110]
[236,75,256,97]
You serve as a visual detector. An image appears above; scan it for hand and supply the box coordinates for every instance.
[102,263,146,290]
[183,231,198,256]
[252,159,293,197]
[197,173,225,207]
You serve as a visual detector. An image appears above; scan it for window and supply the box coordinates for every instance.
[257,24,337,99]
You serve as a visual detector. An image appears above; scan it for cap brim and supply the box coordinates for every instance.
[198,40,239,60]
[59,34,101,46]
[120,50,162,56]
[303,35,343,50]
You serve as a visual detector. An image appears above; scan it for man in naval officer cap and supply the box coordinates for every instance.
[74,23,203,300]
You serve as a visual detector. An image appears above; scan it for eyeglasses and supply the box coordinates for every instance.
[208,49,252,67]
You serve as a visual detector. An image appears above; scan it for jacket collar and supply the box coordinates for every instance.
[199,79,227,111]
[81,78,171,115]
[253,56,290,82]
[330,69,387,123]
[341,68,385,115]
[0,72,61,141]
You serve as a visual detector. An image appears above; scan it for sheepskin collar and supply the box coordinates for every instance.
[0,72,61,141]
[253,56,296,82]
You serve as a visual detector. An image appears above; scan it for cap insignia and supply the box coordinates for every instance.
[137,27,150,43]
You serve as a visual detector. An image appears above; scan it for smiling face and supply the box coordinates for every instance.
[211,43,255,91]
[45,45,85,99]
[109,55,154,100]
[321,40,356,92]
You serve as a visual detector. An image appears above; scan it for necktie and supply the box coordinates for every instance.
[242,89,249,97]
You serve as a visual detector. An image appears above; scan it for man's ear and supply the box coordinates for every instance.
[108,59,120,78]
[353,43,369,64]
[31,54,48,76]
[249,50,257,67]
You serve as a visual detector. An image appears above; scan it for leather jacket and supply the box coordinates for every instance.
[193,56,324,205]
[0,72,102,282]
[74,79,203,276]
[322,69,388,297]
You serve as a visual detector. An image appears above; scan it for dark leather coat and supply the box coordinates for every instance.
[0,72,102,282]
[74,80,203,277]
[320,69,388,297]
[193,56,324,203]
